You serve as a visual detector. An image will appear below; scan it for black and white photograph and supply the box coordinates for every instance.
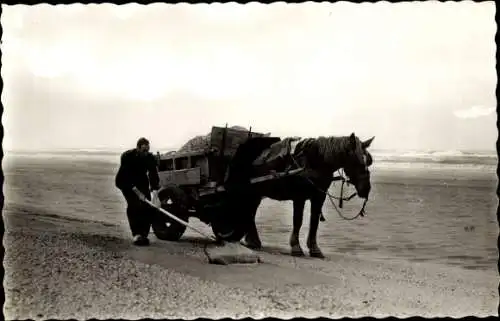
[1,1,498,319]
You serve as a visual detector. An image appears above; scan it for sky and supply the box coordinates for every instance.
[1,2,497,152]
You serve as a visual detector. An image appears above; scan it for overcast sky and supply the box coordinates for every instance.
[1,2,496,152]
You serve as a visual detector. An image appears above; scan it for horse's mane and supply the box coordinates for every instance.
[316,136,354,162]
[297,136,354,168]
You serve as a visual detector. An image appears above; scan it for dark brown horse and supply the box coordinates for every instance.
[223,133,374,258]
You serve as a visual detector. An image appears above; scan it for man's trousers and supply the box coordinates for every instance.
[121,189,164,238]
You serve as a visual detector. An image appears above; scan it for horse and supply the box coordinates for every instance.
[223,133,375,258]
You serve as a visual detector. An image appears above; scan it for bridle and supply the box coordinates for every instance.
[290,152,370,221]
[324,168,368,221]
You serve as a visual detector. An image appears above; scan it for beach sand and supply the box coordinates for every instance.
[2,155,498,319]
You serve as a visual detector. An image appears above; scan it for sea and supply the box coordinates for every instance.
[5,148,497,171]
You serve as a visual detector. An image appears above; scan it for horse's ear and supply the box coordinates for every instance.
[362,136,375,149]
[349,133,357,148]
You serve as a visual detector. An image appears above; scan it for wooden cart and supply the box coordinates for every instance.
[151,125,303,242]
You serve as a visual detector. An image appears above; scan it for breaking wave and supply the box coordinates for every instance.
[5,149,121,163]
[371,150,497,167]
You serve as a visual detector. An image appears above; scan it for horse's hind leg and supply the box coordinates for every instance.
[307,194,326,259]
[289,199,306,257]
[244,222,262,249]
[243,198,263,249]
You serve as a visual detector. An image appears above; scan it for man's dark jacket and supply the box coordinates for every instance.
[115,149,160,194]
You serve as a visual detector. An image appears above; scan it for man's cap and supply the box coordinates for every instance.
[137,137,150,147]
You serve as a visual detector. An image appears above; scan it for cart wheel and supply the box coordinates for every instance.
[153,186,190,241]
[210,208,248,243]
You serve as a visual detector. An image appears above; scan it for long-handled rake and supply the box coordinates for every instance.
[133,189,217,241]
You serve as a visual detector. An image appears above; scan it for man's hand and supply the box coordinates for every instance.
[132,187,146,202]
[151,190,161,208]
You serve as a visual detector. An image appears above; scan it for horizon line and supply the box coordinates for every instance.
[4,147,497,154]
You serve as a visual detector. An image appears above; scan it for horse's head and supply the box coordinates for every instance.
[342,133,375,199]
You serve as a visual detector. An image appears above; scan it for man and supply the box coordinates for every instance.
[115,137,162,246]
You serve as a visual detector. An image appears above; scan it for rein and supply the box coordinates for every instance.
[290,154,368,221]
[325,169,368,221]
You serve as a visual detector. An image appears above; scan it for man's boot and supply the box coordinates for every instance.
[133,235,150,246]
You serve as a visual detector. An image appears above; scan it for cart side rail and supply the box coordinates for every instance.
[158,167,202,187]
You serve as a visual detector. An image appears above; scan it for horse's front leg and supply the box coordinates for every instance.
[289,199,306,257]
[307,194,327,259]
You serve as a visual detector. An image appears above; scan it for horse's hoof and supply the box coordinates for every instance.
[309,249,325,259]
[243,237,262,250]
[291,247,305,257]
[245,242,262,250]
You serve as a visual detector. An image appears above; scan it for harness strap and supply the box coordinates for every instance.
[339,179,344,208]
[289,154,367,221]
